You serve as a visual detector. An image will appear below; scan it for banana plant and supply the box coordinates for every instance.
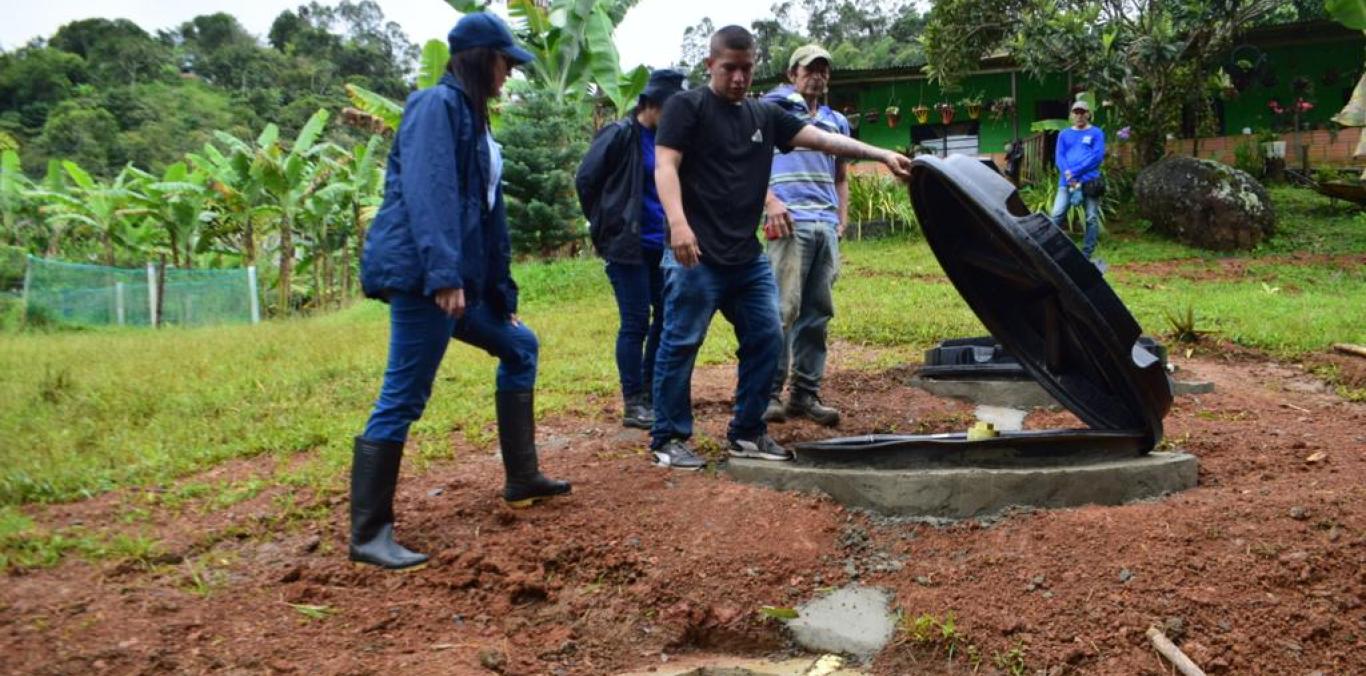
[250,109,335,315]
[189,136,269,267]
[0,150,32,247]
[322,135,385,300]
[345,0,647,134]
[507,0,649,113]
[344,37,450,134]
[298,177,352,311]
[31,162,146,265]
[126,162,216,269]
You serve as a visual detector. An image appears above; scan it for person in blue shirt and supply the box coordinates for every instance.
[1050,99,1106,260]
[575,69,687,430]
[352,13,570,570]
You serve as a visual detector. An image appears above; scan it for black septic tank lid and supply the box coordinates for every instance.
[907,155,1171,449]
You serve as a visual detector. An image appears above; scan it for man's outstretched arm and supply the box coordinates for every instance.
[792,126,913,179]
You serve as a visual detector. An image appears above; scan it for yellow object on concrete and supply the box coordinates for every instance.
[967,421,1000,440]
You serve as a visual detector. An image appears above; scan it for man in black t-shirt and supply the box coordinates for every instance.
[648,25,912,470]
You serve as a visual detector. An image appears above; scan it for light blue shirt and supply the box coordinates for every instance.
[486,130,502,209]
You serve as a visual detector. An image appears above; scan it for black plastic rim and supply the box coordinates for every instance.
[907,155,1171,449]
[792,430,1149,469]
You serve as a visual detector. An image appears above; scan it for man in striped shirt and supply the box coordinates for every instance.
[761,44,848,427]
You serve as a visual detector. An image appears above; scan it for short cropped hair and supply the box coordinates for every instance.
[709,25,755,56]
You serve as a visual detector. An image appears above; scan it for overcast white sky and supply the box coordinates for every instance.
[0,0,788,70]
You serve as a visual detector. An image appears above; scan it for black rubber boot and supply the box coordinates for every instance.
[349,437,428,570]
[496,390,572,508]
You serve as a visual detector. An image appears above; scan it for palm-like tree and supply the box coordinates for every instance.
[250,109,335,315]
[322,135,384,300]
[344,0,647,135]
[32,162,145,265]
[126,162,217,269]
[0,150,34,248]
[188,137,268,267]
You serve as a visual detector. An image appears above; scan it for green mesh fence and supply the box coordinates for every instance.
[22,256,259,327]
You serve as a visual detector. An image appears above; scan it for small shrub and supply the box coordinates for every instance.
[1164,305,1211,343]
[847,173,920,239]
[1233,138,1263,176]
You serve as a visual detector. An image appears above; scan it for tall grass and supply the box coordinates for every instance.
[0,188,1359,508]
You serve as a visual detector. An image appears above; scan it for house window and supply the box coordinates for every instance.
[911,121,981,157]
[1035,99,1071,121]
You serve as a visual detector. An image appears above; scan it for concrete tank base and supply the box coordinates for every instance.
[724,452,1198,519]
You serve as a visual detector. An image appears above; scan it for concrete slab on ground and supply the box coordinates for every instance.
[787,585,897,660]
[725,452,1198,519]
[615,654,868,676]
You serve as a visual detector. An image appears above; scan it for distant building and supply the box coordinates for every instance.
[757,21,1363,172]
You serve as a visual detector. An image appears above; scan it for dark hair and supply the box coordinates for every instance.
[709,25,755,57]
[448,47,498,134]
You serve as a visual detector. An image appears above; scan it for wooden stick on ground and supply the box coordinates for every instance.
[1146,626,1207,676]
[1331,343,1366,359]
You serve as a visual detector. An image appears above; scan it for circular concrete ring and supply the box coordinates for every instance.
[724,452,1197,519]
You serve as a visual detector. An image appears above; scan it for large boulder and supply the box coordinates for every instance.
[1134,157,1275,250]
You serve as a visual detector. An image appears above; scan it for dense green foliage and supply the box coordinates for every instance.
[0,2,415,178]
[920,0,1333,167]
[500,89,592,256]
[680,0,929,83]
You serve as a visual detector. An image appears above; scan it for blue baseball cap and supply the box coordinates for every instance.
[641,69,686,105]
[447,12,534,66]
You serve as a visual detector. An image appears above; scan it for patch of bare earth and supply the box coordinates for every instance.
[1,342,1363,675]
[1111,252,1366,284]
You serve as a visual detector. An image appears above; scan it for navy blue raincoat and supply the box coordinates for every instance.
[361,73,518,316]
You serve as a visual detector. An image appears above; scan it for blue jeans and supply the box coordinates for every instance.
[1050,185,1101,258]
[363,292,538,443]
[650,251,783,449]
[767,221,839,398]
[605,248,664,399]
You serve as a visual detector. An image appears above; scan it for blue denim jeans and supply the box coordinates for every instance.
[1050,185,1101,258]
[766,221,839,398]
[604,247,664,399]
[363,292,538,443]
[650,251,783,449]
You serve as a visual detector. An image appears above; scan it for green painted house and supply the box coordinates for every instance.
[760,21,1363,166]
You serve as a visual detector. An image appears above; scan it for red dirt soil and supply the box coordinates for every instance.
[1,343,1363,675]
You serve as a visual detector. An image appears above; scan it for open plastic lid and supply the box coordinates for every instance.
[907,155,1172,450]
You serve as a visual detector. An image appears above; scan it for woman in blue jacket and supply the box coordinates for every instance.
[352,13,570,570]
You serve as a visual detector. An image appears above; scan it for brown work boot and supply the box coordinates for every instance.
[786,392,840,427]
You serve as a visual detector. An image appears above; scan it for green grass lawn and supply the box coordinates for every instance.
[0,187,1361,566]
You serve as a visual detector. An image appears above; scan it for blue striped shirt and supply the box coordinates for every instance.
[763,85,849,227]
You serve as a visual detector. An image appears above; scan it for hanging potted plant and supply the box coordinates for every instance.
[961,93,983,120]
[885,97,902,128]
[989,96,1015,121]
[911,103,931,124]
[843,105,860,130]
[936,101,955,125]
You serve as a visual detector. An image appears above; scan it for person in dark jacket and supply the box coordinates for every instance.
[352,12,570,570]
[575,69,686,430]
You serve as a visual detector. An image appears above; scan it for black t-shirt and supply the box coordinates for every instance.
[655,87,808,266]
